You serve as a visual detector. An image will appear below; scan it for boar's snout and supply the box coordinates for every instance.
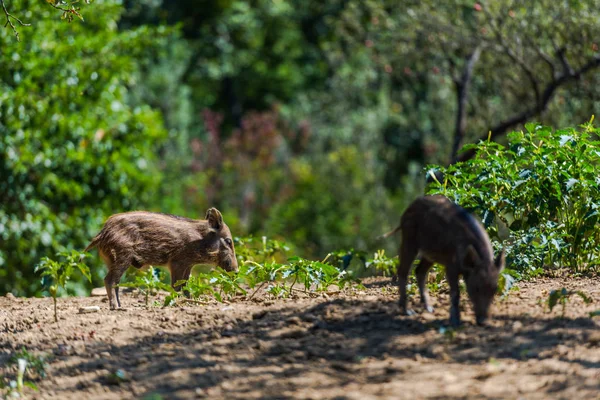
[220,256,239,273]
[466,273,497,327]
[473,298,492,327]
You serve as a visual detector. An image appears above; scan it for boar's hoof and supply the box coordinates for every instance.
[449,316,461,328]
[401,308,416,316]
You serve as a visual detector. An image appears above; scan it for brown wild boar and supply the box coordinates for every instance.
[382,195,504,327]
[84,208,238,310]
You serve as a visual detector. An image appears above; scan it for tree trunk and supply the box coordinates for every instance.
[450,47,481,164]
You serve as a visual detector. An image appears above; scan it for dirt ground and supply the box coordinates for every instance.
[1,275,599,400]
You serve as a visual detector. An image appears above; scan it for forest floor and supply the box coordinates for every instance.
[1,275,599,400]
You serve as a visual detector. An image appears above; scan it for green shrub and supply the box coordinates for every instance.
[427,119,600,276]
[0,0,168,296]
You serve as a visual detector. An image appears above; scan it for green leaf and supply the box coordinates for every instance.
[76,264,92,283]
[163,294,177,307]
[574,291,592,304]
[547,289,562,312]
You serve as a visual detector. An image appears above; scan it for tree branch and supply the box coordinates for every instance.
[556,47,574,76]
[483,9,540,104]
[523,34,556,78]
[457,55,600,162]
[47,1,84,23]
[1,0,30,42]
[2,0,87,40]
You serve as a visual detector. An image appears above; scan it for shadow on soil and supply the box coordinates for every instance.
[51,297,598,399]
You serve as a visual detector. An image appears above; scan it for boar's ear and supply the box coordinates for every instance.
[494,250,505,272]
[464,245,481,268]
[205,208,224,231]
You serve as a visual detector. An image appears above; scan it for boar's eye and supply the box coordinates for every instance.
[224,238,233,247]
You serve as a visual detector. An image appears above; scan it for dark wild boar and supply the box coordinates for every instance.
[382,195,504,326]
[84,208,238,310]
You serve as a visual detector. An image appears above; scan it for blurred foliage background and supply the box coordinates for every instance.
[1,0,599,295]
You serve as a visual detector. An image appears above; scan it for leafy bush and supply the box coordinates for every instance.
[427,119,600,276]
[0,0,168,296]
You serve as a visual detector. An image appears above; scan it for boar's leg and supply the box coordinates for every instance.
[169,261,193,294]
[415,258,434,313]
[104,270,118,310]
[104,263,129,310]
[446,263,461,327]
[397,237,418,316]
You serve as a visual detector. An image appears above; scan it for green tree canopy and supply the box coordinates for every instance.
[0,0,167,295]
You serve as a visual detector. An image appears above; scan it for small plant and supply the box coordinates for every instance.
[174,275,214,303]
[0,359,35,397]
[240,260,288,299]
[35,250,91,322]
[438,326,460,342]
[365,249,398,277]
[150,240,365,305]
[547,288,592,317]
[8,348,50,380]
[119,267,174,307]
[265,283,287,298]
[326,249,367,271]
[285,256,361,293]
[496,269,519,297]
[0,348,49,397]
[104,369,130,385]
[235,236,291,264]
[165,269,247,306]
[240,255,361,299]
[206,269,247,302]
[425,264,447,294]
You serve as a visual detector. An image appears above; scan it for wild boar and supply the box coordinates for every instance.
[382,195,504,326]
[84,208,238,310]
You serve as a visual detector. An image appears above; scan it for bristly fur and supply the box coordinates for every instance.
[84,208,238,310]
[383,195,505,327]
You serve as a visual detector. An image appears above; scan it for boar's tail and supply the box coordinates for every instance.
[83,230,104,253]
[376,225,402,241]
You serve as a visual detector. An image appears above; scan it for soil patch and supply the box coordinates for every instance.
[1,276,599,399]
